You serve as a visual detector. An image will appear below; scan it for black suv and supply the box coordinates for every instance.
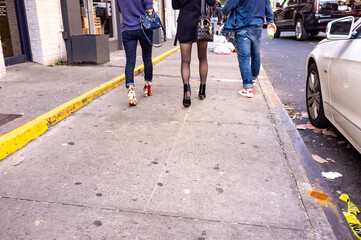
[273,0,361,40]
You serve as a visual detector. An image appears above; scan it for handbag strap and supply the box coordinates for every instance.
[140,12,167,48]
[201,0,206,15]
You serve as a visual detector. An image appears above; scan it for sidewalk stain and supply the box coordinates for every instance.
[309,190,329,201]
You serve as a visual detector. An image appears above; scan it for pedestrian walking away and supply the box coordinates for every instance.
[116,0,154,106]
[172,0,216,108]
[221,0,276,98]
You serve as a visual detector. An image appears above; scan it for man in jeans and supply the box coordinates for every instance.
[221,0,276,98]
[116,0,153,106]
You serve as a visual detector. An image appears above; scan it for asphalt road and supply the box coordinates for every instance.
[260,30,361,211]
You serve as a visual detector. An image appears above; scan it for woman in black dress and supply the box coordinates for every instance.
[172,0,216,107]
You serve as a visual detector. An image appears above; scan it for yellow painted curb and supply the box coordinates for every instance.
[0,46,180,160]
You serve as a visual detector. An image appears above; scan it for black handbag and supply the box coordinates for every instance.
[140,10,166,48]
[196,0,213,42]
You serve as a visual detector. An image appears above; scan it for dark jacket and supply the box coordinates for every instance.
[116,0,153,32]
[172,0,216,42]
[221,0,273,32]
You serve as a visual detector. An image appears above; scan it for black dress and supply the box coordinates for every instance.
[172,0,216,43]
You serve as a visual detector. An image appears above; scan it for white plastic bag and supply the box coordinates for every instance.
[213,45,231,55]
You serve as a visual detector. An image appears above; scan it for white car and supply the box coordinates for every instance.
[306,16,361,154]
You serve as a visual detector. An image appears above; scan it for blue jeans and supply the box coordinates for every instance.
[235,28,262,89]
[122,29,153,87]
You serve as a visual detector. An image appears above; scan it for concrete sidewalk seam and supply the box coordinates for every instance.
[1,195,307,233]
[0,46,180,161]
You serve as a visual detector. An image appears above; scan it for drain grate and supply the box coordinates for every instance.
[0,114,22,127]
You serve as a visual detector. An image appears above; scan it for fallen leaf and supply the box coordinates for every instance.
[337,141,347,145]
[322,129,337,137]
[12,156,25,166]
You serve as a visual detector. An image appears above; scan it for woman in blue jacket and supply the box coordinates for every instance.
[116,0,153,106]
[172,0,216,107]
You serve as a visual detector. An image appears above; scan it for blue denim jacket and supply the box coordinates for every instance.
[221,0,274,32]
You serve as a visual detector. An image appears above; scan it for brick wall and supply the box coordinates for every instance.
[24,0,67,65]
[0,39,5,79]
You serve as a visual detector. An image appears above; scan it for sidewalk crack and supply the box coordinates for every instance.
[0,195,307,233]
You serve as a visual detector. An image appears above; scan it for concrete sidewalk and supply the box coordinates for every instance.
[0,41,354,239]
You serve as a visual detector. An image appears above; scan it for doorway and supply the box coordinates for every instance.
[0,0,31,66]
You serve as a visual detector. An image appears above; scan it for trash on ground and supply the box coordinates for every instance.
[296,124,316,130]
[208,35,235,55]
[12,156,25,166]
[301,112,308,119]
[322,171,342,180]
[291,111,309,120]
[338,141,347,145]
[339,194,361,239]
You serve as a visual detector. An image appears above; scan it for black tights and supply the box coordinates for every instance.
[180,41,208,85]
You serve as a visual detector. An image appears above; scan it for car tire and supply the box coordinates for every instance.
[295,19,308,41]
[306,63,330,128]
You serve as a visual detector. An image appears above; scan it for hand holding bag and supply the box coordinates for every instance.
[196,0,214,42]
[140,10,167,48]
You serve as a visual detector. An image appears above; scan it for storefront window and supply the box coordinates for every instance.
[80,0,116,38]
[0,0,23,58]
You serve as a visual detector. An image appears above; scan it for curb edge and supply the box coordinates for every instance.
[258,65,355,239]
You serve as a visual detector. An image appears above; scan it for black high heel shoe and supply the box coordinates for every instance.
[198,84,206,100]
[183,84,191,107]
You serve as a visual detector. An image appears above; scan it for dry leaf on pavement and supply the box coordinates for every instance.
[12,156,25,166]
[312,154,328,164]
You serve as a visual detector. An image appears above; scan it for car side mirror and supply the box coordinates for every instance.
[326,16,355,40]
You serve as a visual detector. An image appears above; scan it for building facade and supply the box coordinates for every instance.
[0,0,177,78]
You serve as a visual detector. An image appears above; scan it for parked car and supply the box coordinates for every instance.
[306,16,361,153]
[274,0,361,40]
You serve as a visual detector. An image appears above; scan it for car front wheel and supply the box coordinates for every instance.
[306,63,330,128]
[295,19,308,41]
